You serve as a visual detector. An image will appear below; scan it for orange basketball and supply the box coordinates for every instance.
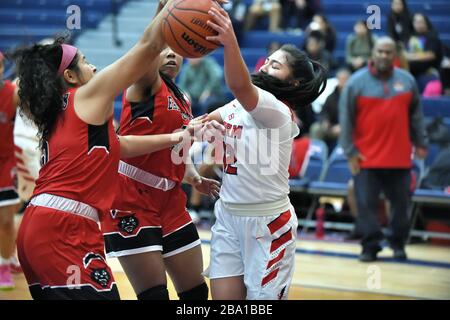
[162,0,220,58]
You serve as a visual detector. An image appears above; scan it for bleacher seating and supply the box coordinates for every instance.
[289,139,328,192]
[0,0,129,79]
[1,0,449,239]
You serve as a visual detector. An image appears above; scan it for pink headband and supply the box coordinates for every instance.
[57,44,78,75]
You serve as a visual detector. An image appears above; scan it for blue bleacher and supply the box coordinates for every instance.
[422,97,450,118]
[0,0,127,53]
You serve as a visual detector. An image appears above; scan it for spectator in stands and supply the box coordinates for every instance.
[339,37,428,262]
[304,14,337,53]
[244,0,282,32]
[345,20,376,72]
[303,30,334,72]
[310,67,350,150]
[223,0,247,45]
[280,0,319,31]
[421,145,450,191]
[394,42,409,70]
[387,0,413,45]
[254,41,281,72]
[178,56,225,116]
[439,44,450,96]
[405,13,443,92]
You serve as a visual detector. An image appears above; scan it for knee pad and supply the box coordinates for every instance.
[137,285,169,300]
[178,282,209,300]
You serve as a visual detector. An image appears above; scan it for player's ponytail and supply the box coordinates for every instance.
[251,44,327,110]
[10,36,80,147]
[160,71,189,109]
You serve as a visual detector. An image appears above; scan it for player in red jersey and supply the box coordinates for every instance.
[101,1,223,300]
[0,51,21,290]
[10,2,202,300]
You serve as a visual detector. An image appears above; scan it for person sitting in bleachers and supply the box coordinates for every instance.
[177,56,225,116]
[280,0,319,31]
[244,0,282,32]
[405,13,443,92]
[439,44,450,96]
[303,30,334,72]
[310,68,350,151]
[345,20,376,72]
[421,146,450,191]
[387,0,413,46]
[304,14,337,54]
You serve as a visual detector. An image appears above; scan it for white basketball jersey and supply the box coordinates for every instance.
[217,87,299,204]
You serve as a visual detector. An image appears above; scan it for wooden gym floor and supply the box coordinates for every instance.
[1,228,449,300]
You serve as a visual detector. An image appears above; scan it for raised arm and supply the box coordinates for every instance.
[75,1,170,125]
[206,5,259,112]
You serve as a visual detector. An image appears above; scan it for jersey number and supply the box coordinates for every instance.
[223,142,237,175]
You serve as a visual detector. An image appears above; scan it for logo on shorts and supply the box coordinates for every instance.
[83,252,106,269]
[91,268,111,288]
[118,215,140,234]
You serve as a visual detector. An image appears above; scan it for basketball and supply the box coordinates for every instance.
[162,0,220,58]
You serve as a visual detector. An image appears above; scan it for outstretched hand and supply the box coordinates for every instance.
[192,176,221,198]
[185,115,225,143]
[206,6,236,47]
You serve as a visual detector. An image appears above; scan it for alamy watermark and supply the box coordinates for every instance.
[366,5,381,30]
[66,5,81,30]
[366,265,382,290]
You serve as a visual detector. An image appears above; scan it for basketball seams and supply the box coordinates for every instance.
[173,0,210,15]
[167,11,217,46]
[171,7,210,15]
[162,0,219,58]
[163,17,195,57]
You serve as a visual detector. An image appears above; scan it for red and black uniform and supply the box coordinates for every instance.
[0,80,20,207]
[101,80,200,258]
[17,88,121,300]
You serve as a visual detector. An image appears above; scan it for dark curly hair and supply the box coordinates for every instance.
[9,36,80,147]
[251,44,327,110]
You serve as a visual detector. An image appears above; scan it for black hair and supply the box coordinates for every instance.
[159,71,189,109]
[392,0,411,15]
[355,19,374,49]
[250,44,327,110]
[308,30,325,43]
[413,12,437,36]
[9,35,80,147]
[314,14,333,33]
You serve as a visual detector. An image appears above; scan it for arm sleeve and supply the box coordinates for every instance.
[248,87,292,129]
[338,79,359,158]
[409,78,429,148]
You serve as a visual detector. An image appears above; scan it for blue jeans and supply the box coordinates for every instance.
[354,169,411,251]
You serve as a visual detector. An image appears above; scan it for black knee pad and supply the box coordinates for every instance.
[137,285,169,300]
[178,282,209,300]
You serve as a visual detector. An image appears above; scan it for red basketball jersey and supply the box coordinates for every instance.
[0,80,16,157]
[32,88,120,215]
[119,80,192,183]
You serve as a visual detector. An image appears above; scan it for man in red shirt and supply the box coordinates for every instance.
[339,37,428,262]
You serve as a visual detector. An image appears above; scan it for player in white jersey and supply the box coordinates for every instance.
[205,6,327,300]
